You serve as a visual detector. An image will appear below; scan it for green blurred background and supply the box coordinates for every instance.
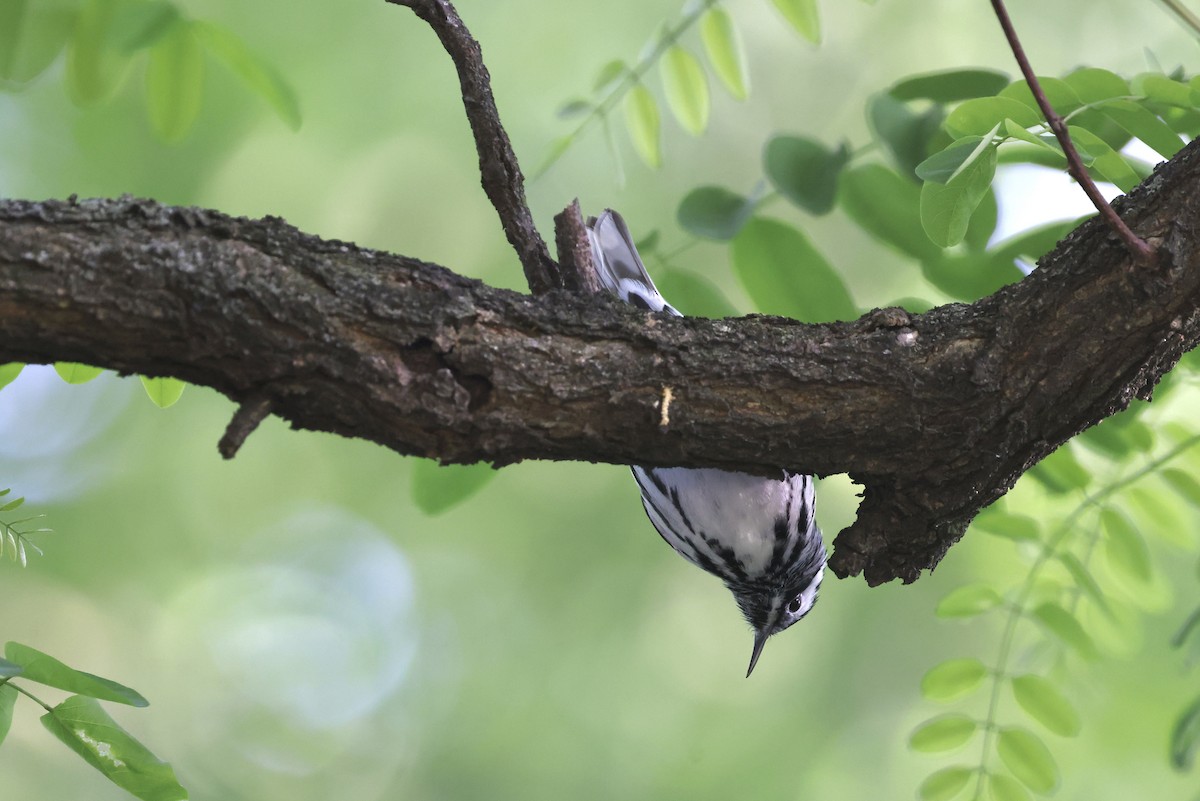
[2,0,1200,799]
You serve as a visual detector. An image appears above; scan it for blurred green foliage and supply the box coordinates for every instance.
[3,1,1200,801]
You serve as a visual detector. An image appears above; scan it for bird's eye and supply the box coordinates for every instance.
[787,598,802,614]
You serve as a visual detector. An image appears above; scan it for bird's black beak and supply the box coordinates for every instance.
[746,625,771,677]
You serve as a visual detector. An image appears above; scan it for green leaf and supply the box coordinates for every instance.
[593,59,627,92]
[917,136,987,184]
[945,97,1040,137]
[0,683,16,747]
[1161,468,1200,507]
[660,45,709,136]
[1136,74,1200,108]
[145,19,205,142]
[964,188,997,253]
[0,496,24,512]
[1002,119,1062,155]
[561,86,602,116]
[411,461,497,516]
[771,0,820,43]
[41,695,188,801]
[916,251,1022,302]
[111,0,179,52]
[890,68,1009,103]
[0,363,23,390]
[624,84,661,168]
[1170,696,1200,770]
[936,584,1002,618]
[1068,108,1132,152]
[764,136,849,214]
[677,186,755,240]
[921,658,988,702]
[996,143,1067,170]
[986,772,1032,801]
[1098,99,1183,159]
[973,511,1040,543]
[1031,603,1098,659]
[730,217,856,322]
[138,376,185,408]
[909,715,978,753]
[1057,552,1112,617]
[1028,445,1090,494]
[992,219,1079,265]
[54,362,103,384]
[1066,125,1140,192]
[193,21,301,130]
[995,727,1059,794]
[1010,675,1081,737]
[635,230,660,252]
[999,77,1082,115]
[1126,485,1192,551]
[4,642,149,707]
[0,0,77,84]
[700,7,748,101]
[918,766,974,801]
[652,267,739,318]
[1063,67,1129,103]
[920,143,997,247]
[868,93,945,179]
[1079,411,1151,458]
[838,164,940,261]
[1101,508,1151,585]
[67,0,134,104]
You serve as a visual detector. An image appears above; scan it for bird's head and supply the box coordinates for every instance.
[733,559,825,677]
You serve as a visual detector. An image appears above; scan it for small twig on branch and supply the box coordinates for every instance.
[989,0,1157,266]
[553,199,603,295]
[218,396,275,459]
[385,0,561,293]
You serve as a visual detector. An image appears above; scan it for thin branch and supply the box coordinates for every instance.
[1158,0,1200,37]
[989,0,1157,266]
[385,0,560,294]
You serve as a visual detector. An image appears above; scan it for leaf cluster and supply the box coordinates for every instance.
[0,642,187,801]
[1,362,185,408]
[539,0,867,177]
[911,415,1200,801]
[0,488,50,567]
[1,0,300,142]
[660,64,1200,326]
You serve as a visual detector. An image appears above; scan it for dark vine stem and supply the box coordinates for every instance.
[989,0,1156,266]
[384,0,561,294]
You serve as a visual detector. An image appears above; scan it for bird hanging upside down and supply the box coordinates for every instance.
[585,209,827,677]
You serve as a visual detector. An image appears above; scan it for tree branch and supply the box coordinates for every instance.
[2,138,1199,584]
[385,0,561,293]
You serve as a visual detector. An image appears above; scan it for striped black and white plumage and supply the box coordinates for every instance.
[586,209,826,677]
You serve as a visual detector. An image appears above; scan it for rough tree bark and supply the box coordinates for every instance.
[2,0,1199,585]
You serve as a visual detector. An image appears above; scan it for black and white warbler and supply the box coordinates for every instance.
[586,209,826,677]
